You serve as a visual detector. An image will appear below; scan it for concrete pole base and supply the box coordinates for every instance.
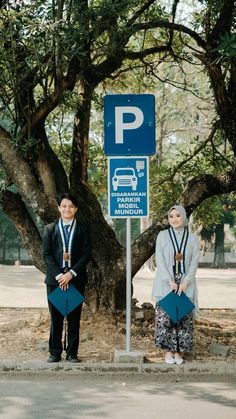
[114,349,144,364]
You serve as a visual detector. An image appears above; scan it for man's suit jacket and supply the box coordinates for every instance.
[42,218,91,294]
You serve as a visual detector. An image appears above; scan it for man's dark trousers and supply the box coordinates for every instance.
[47,285,83,358]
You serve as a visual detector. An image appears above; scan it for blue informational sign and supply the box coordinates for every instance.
[104,94,155,156]
[108,157,149,218]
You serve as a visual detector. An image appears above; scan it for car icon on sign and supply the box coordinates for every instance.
[112,167,138,191]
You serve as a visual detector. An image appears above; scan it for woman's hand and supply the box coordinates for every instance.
[58,272,73,290]
[170,281,178,293]
[178,282,187,295]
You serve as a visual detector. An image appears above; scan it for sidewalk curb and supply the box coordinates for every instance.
[1,361,236,375]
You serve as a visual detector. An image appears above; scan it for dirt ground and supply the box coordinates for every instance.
[0,303,235,363]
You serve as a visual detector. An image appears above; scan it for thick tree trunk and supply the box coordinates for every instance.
[33,124,69,196]
[70,83,92,183]
[0,127,59,223]
[213,223,226,268]
[0,190,45,272]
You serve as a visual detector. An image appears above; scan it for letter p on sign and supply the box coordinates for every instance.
[115,106,144,144]
[104,94,155,156]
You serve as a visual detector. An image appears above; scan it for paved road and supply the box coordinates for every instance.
[0,265,235,308]
[0,266,45,308]
[0,375,236,419]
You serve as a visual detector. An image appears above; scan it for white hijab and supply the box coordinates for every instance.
[168,205,188,227]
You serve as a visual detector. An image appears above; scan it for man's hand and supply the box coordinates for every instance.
[58,272,73,290]
[178,282,187,295]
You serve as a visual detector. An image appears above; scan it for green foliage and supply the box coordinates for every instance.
[143,55,233,222]
[46,106,74,175]
[198,0,225,20]
[150,161,183,219]
[193,194,236,243]
[193,196,225,229]
[88,140,107,202]
[212,33,236,64]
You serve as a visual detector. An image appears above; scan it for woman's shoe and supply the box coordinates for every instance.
[174,353,184,365]
[165,352,175,364]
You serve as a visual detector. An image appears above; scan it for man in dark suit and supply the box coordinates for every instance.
[42,193,91,363]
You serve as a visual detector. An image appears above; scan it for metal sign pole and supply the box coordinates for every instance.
[104,94,154,364]
[126,217,131,352]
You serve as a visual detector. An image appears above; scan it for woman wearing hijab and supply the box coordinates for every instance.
[152,205,199,365]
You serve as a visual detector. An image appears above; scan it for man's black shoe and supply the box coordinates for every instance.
[47,355,61,363]
[66,355,80,363]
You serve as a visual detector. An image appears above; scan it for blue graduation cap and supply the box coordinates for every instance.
[159,291,195,324]
[48,284,84,317]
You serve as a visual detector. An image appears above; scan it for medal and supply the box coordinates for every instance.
[175,253,183,261]
[63,252,70,261]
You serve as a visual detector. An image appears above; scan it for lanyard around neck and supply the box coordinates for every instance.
[58,218,76,269]
[168,227,189,274]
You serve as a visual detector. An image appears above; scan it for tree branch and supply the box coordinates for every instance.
[92,14,206,85]
[179,170,236,214]
[124,44,171,60]
[127,0,158,26]
[169,0,180,45]
[210,138,234,167]
[153,121,221,186]
[20,84,66,139]
[209,0,235,45]
[132,20,206,49]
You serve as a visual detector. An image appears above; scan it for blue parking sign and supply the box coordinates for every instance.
[104,94,155,156]
[108,157,149,218]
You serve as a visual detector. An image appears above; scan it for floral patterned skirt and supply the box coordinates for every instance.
[154,274,193,352]
[155,305,193,352]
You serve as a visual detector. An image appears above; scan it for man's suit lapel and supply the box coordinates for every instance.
[70,222,80,258]
[54,222,63,251]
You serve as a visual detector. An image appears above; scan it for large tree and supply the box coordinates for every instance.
[0,0,235,307]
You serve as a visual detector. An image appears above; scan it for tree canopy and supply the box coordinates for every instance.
[0,0,235,307]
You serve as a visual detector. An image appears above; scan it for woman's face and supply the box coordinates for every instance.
[168,209,184,229]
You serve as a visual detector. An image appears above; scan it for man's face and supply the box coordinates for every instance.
[58,199,77,221]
